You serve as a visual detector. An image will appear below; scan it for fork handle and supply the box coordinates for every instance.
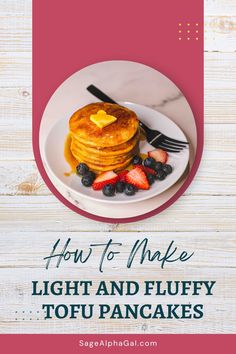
[87,85,152,132]
[87,85,117,104]
[138,120,152,133]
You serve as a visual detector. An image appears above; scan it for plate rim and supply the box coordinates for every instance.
[43,102,189,205]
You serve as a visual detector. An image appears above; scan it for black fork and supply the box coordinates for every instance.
[86,84,189,153]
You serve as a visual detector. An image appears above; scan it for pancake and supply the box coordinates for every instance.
[71,134,139,160]
[65,134,134,173]
[71,130,140,158]
[74,156,133,173]
[67,102,140,173]
[69,102,139,147]
[71,145,138,165]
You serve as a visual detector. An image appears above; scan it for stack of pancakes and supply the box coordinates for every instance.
[69,102,140,173]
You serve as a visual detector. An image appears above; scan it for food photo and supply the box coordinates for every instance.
[40,60,196,221]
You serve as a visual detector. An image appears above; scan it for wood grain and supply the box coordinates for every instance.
[0,232,235,334]
[1,142,236,197]
[0,194,236,232]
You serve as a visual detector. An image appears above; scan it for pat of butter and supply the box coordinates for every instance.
[90,110,117,128]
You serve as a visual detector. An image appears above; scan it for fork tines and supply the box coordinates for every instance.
[149,134,189,152]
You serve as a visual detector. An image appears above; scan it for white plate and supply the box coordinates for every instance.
[43,102,189,205]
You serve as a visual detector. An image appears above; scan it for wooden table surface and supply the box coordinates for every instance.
[0,0,236,333]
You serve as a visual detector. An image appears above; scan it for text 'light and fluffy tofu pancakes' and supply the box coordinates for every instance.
[68,102,140,173]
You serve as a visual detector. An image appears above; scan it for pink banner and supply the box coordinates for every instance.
[1,334,236,353]
[33,0,203,222]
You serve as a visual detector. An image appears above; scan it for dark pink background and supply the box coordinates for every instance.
[33,0,203,223]
[1,334,235,353]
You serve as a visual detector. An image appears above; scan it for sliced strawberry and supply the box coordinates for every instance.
[118,170,129,182]
[139,165,156,175]
[148,148,168,163]
[125,166,150,190]
[92,171,119,190]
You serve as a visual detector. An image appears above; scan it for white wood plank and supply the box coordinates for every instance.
[0,231,235,268]
[0,161,46,195]
[205,16,236,52]
[0,232,235,334]
[0,311,234,334]
[1,146,236,197]
[205,52,236,91]
[0,15,31,52]
[0,52,31,87]
[0,0,31,15]
[205,53,236,123]
[0,88,32,120]
[0,194,236,232]
[205,0,236,16]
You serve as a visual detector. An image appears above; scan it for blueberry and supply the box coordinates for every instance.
[124,184,136,196]
[162,164,173,175]
[143,157,155,168]
[132,155,142,165]
[147,173,155,185]
[116,181,125,193]
[86,171,96,180]
[155,170,166,181]
[153,161,163,172]
[76,163,89,176]
[103,184,115,197]
[81,174,94,187]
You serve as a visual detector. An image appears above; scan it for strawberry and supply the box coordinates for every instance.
[92,171,119,191]
[148,148,168,164]
[139,165,156,175]
[118,170,129,182]
[125,166,150,190]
